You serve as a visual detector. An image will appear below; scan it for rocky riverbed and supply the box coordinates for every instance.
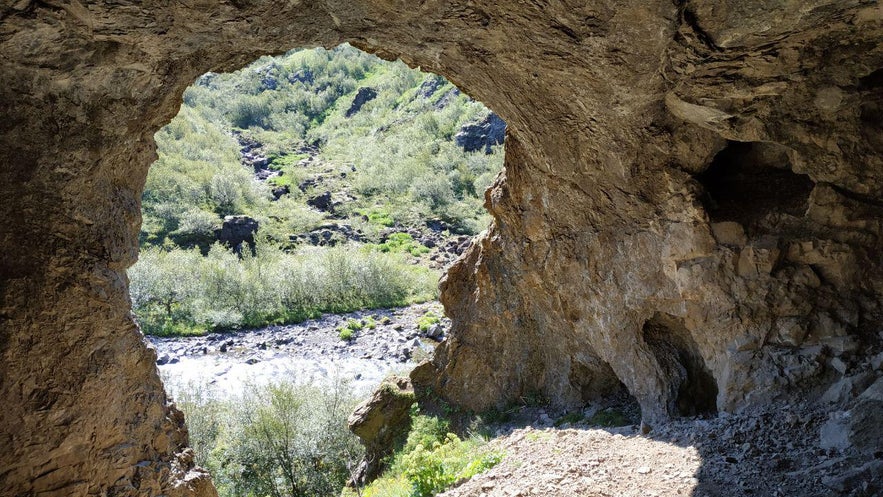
[146,302,447,398]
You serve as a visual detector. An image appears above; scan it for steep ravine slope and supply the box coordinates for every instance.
[1,1,882,495]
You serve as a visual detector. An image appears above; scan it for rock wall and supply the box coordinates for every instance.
[1,0,881,494]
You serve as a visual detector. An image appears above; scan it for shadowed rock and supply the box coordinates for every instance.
[348,376,415,484]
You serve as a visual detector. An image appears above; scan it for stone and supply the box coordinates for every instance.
[710,222,747,247]
[454,112,506,154]
[271,185,290,199]
[819,374,875,405]
[348,376,415,484]
[307,191,334,212]
[424,323,445,340]
[821,461,883,494]
[346,87,378,118]
[818,412,851,452]
[214,216,259,255]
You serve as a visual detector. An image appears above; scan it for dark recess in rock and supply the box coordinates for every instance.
[642,313,719,417]
[697,141,815,230]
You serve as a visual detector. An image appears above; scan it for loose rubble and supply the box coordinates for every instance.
[147,302,447,397]
[441,398,883,497]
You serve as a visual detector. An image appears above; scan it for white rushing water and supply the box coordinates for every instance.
[148,302,446,400]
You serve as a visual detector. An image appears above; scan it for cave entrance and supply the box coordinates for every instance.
[134,44,506,494]
[697,141,814,232]
[642,313,718,417]
[133,43,505,338]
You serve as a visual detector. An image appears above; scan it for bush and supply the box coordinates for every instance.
[166,376,363,497]
[401,433,502,497]
[130,242,439,336]
[357,413,502,497]
[374,233,430,257]
[416,312,440,333]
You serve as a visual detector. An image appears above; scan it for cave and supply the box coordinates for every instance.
[697,141,815,230]
[3,1,883,495]
[642,314,718,417]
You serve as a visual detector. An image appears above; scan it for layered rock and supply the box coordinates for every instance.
[1,0,882,495]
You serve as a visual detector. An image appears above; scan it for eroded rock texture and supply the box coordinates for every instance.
[1,0,882,494]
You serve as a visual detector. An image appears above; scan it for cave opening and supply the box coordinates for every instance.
[135,43,506,496]
[697,141,815,232]
[642,313,718,417]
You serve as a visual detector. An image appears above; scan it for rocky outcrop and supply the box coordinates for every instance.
[346,87,378,117]
[454,112,506,154]
[214,215,258,254]
[348,376,415,484]
[1,1,882,495]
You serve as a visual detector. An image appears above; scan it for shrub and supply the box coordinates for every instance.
[401,433,503,497]
[338,327,355,341]
[416,312,440,333]
[374,233,430,257]
[358,413,503,497]
[130,242,439,336]
[166,377,363,497]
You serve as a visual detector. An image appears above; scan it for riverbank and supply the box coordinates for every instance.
[147,301,447,397]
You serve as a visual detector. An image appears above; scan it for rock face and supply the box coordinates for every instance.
[346,87,378,117]
[1,1,882,495]
[214,215,259,254]
[348,376,416,484]
[454,112,506,154]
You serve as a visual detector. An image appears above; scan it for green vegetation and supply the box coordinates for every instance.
[131,44,504,336]
[416,312,441,333]
[353,413,503,497]
[337,318,364,340]
[589,408,631,427]
[169,377,362,497]
[129,242,437,336]
[140,44,502,250]
[374,233,431,257]
[173,377,501,497]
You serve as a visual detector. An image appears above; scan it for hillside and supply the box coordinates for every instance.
[131,45,505,335]
[141,44,503,250]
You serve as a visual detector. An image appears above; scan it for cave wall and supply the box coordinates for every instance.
[1,0,882,494]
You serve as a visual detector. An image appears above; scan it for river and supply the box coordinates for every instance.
[145,301,446,399]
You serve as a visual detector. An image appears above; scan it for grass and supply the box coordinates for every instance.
[352,412,503,497]
[360,207,395,227]
[338,318,364,340]
[374,233,430,257]
[416,311,440,333]
[589,408,631,427]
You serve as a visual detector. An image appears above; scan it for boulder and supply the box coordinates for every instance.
[345,87,377,117]
[454,112,506,154]
[307,191,333,212]
[348,376,415,484]
[214,215,259,254]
